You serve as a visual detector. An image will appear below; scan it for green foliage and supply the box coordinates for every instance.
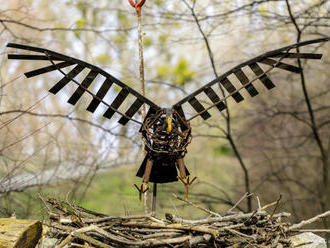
[213,144,233,157]
[74,18,85,38]
[155,0,163,6]
[157,65,171,78]
[112,85,121,92]
[76,18,85,28]
[113,35,126,44]
[76,1,87,14]
[156,58,195,85]
[143,36,152,48]
[173,58,195,85]
[96,54,111,65]
[158,34,168,44]
[117,12,131,28]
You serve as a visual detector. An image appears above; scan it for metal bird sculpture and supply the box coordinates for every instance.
[6,37,328,198]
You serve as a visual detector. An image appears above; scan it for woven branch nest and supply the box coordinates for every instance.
[39,195,330,248]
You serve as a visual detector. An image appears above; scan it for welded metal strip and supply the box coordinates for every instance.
[174,105,185,119]
[49,64,84,94]
[173,105,189,131]
[219,77,244,103]
[25,61,74,78]
[86,78,113,113]
[188,97,211,120]
[103,88,130,119]
[234,69,259,97]
[203,87,227,112]
[260,58,301,73]
[67,70,98,105]
[173,38,328,112]
[249,63,275,90]
[8,54,61,61]
[270,53,322,59]
[118,98,144,125]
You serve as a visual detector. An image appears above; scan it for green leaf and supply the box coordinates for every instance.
[113,36,126,44]
[143,37,152,48]
[76,18,85,28]
[159,34,168,44]
[155,0,163,6]
[74,30,81,38]
[173,58,195,85]
[157,65,170,78]
[213,145,233,157]
[117,12,131,27]
[96,54,111,65]
[77,1,87,13]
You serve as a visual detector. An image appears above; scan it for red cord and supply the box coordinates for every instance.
[128,0,146,11]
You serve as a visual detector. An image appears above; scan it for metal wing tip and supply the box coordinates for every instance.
[6,43,16,47]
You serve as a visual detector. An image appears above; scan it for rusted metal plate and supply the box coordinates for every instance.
[203,87,227,112]
[25,61,74,78]
[67,70,98,105]
[86,78,113,113]
[219,78,244,102]
[49,65,84,94]
[188,97,211,120]
[234,69,259,97]
[249,63,275,90]
[270,53,322,59]
[103,88,129,119]
[260,58,301,73]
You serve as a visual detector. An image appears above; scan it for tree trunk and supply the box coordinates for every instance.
[0,218,42,248]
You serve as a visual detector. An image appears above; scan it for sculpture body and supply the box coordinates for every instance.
[6,37,328,196]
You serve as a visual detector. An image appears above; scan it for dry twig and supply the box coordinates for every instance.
[40,196,330,247]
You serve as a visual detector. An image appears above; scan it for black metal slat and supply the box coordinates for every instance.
[173,105,189,131]
[174,105,185,119]
[103,88,130,119]
[49,65,84,94]
[260,58,301,73]
[234,69,259,97]
[25,61,74,78]
[67,70,98,105]
[8,54,61,61]
[7,43,160,110]
[118,98,144,125]
[203,87,227,112]
[219,78,244,103]
[188,97,211,120]
[249,63,275,90]
[270,53,322,59]
[86,78,113,113]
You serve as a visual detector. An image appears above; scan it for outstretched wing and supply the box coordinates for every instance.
[7,43,161,125]
[172,38,329,121]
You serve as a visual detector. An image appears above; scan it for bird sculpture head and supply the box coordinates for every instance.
[141,108,192,155]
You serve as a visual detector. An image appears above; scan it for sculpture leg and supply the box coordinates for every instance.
[177,158,197,199]
[177,158,187,179]
[134,159,153,201]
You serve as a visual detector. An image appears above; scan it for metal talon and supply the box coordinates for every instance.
[134,182,149,201]
[177,176,197,199]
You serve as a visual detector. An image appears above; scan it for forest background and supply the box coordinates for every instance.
[0,0,329,233]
